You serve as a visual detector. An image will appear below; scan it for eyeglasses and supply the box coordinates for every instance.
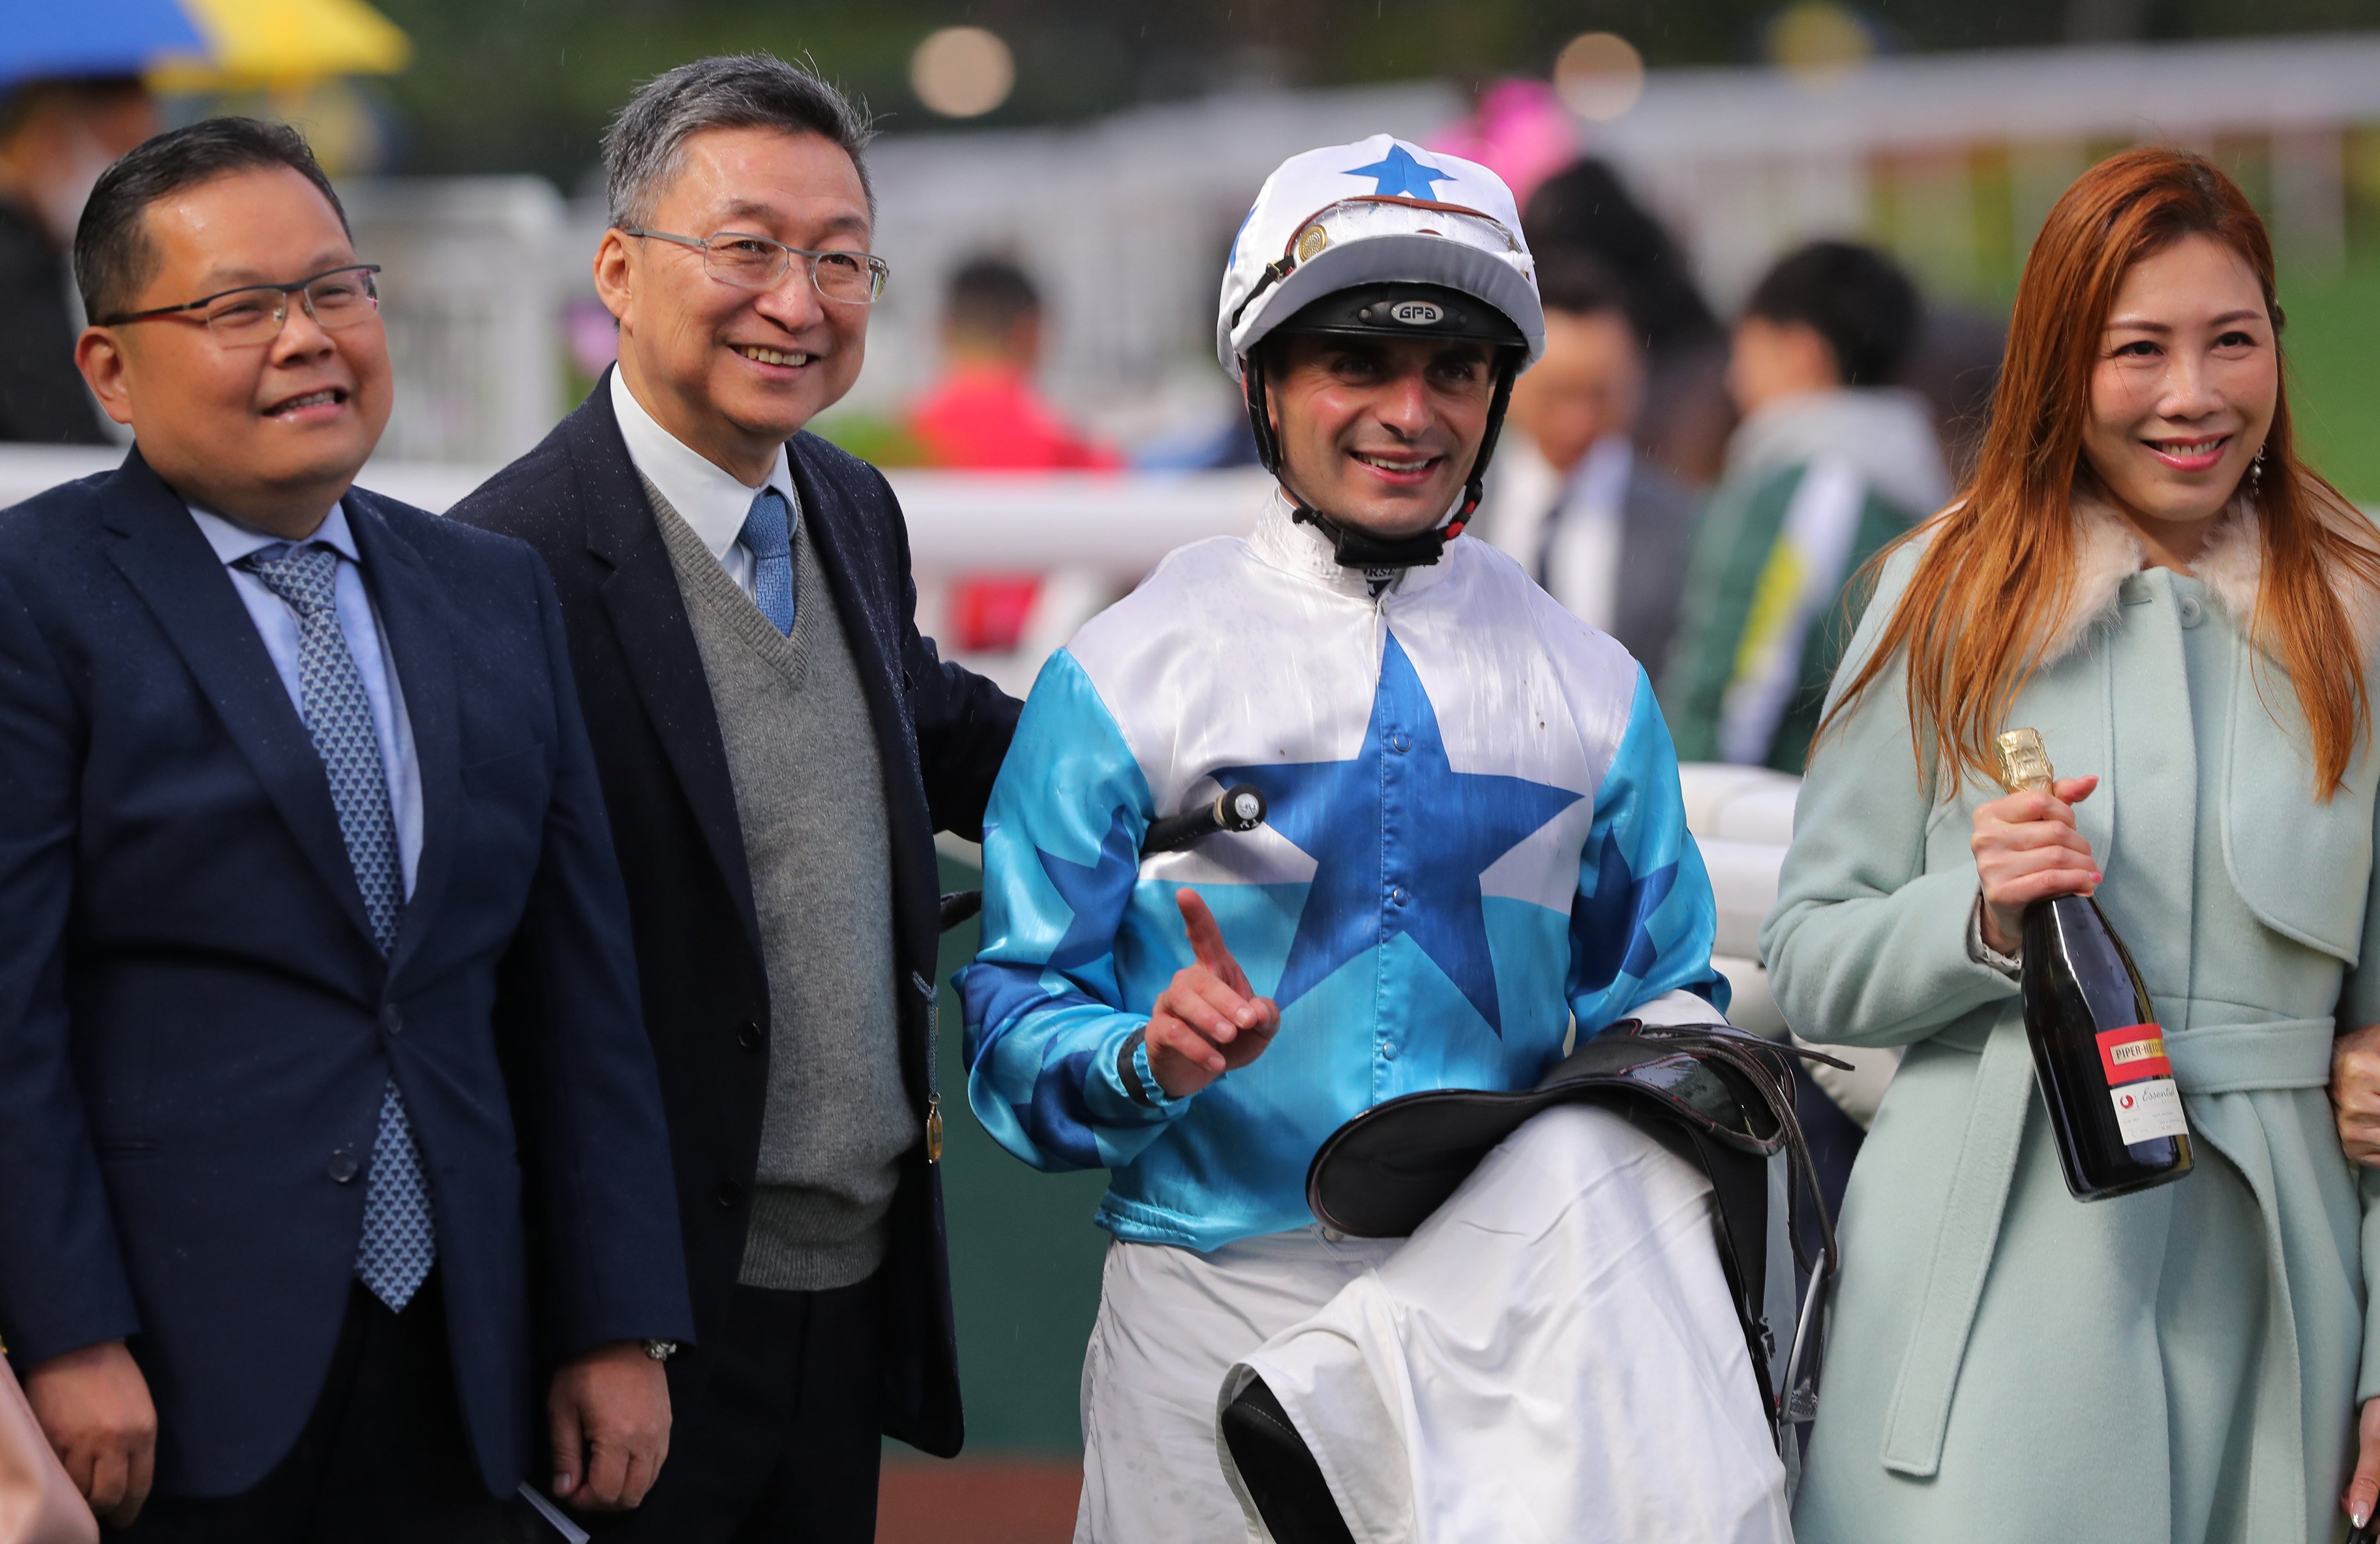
[99,264,382,347]
[622,228,890,304]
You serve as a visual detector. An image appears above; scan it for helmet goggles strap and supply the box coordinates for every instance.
[1226,195,1520,335]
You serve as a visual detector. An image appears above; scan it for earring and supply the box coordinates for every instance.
[2249,446,2266,495]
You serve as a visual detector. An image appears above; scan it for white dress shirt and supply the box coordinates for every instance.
[609,366,800,599]
[189,500,424,896]
[1476,433,1633,634]
[1537,434,1633,635]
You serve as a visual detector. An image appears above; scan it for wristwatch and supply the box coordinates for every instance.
[642,1338,679,1363]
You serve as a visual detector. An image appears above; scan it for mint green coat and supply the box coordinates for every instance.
[1764,528,2380,1544]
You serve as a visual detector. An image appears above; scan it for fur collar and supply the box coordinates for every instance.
[2038,491,2380,666]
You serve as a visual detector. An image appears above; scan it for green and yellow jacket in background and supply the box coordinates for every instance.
[1664,386,1948,772]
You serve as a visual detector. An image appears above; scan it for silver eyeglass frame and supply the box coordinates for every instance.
[621,227,889,303]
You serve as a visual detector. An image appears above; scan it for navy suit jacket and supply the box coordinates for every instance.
[449,378,1018,1457]
[0,450,694,1498]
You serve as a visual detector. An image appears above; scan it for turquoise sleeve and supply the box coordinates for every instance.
[955,650,1190,1172]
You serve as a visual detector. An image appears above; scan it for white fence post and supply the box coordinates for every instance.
[338,176,567,466]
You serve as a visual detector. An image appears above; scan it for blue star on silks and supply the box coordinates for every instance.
[1218,633,1581,1035]
[1569,833,1679,994]
[1345,144,1456,200]
[1035,808,1142,970]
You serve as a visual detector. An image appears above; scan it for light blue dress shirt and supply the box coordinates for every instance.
[188,501,424,898]
[609,365,799,600]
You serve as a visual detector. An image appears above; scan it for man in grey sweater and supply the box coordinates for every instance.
[450,54,1018,1542]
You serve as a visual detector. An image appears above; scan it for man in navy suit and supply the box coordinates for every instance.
[0,119,693,1540]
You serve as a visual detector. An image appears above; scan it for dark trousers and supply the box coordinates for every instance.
[118,1274,511,1543]
[585,1276,882,1544]
[1795,1075,1867,1232]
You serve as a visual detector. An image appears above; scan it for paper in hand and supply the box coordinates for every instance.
[517,1482,592,1543]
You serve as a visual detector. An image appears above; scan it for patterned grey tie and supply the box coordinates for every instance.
[238,544,435,1313]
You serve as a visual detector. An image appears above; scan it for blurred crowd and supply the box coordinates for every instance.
[0,70,1994,769]
[897,149,1998,771]
[0,76,156,445]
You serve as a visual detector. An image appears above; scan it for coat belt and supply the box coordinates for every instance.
[2163,1016,2336,1094]
[1878,1010,2334,1479]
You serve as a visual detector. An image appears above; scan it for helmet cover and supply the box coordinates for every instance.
[1217,134,1544,382]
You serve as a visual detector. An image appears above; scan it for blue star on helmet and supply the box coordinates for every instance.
[1345,144,1457,200]
[1218,633,1581,1035]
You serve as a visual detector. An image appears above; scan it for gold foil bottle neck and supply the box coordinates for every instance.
[1995,728,2055,794]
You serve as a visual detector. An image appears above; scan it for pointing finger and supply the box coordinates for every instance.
[1178,889,1226,962]
[1176,890,1254,994]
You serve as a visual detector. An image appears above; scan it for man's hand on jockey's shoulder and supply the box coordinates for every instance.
[1146,890,1282,1098]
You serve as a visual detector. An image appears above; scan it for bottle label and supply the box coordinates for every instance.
[2095,1024,2173,1086]
[2110,1077,2189,1143]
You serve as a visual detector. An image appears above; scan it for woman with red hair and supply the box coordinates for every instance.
[1765,147,2380,1542]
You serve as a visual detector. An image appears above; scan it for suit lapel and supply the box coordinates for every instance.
[788,443,906,764]
[347,491,461,982]
[787,439,943,1103]
[99,452,381,952]
[574,381,763,951]
[788,439,940,948]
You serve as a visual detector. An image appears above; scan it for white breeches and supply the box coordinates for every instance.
[1076,1104,1792,1544]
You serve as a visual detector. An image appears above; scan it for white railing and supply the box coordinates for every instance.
[0,446,1275,697]
[0,446,1272,567]
[339,178,569,467]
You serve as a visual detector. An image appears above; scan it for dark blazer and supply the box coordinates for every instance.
[447,375,1018,1457]
[0,451,693,1499]
[0,199,108,445]
[1608,456,1702,688]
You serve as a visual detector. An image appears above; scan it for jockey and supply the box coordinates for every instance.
[956,135,1741,1541]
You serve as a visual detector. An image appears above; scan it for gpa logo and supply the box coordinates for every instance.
[1388,300,1444,325]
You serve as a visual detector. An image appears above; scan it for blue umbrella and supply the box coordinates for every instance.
[0,0,206,87]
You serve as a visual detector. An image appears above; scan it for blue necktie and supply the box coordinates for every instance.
[238,545,435,1313]
[739,486,797,635]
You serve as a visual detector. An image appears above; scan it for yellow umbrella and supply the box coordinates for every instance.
[148,0,411,91]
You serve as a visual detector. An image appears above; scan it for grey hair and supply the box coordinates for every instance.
[603,53,875,231]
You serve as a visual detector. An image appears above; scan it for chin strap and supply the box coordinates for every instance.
[1287,500,1468,569]
[1244,349,1518,572]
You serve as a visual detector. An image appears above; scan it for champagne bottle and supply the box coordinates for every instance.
[1994,729,2192,1201]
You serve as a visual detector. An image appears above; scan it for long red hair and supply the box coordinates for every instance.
[1826,147,2380,796]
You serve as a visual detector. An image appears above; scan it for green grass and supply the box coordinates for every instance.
[2282,259,2380,504]
[926,854,1111,1455]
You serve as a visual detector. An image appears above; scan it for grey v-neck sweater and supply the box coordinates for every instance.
[645,476,917,1292]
